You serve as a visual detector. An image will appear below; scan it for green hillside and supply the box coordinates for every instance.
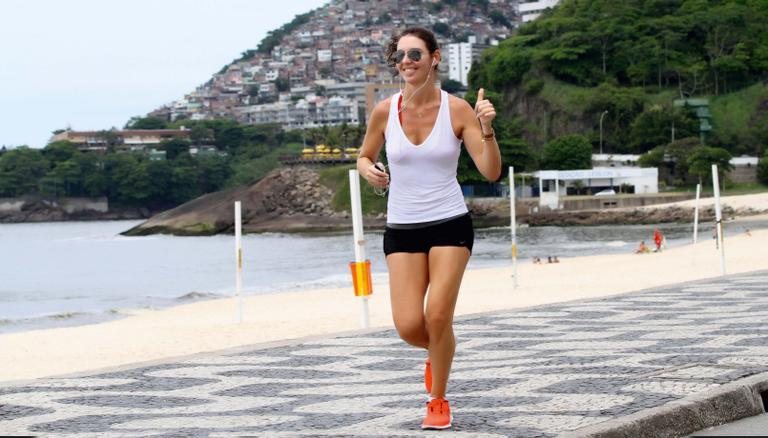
[467,0,768,166]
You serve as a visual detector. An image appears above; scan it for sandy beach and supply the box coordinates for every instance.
[2,194,767,383]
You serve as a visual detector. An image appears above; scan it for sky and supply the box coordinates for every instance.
[0,0,328,148]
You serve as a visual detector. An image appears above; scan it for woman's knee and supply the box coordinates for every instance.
[424,309,453,335]
[394,317,427,346]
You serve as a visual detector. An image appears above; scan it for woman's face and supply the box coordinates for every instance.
[395,34,437,84]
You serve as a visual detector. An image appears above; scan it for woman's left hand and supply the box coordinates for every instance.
[474,88,496,131]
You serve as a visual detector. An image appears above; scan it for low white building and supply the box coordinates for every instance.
[533,167,658,209]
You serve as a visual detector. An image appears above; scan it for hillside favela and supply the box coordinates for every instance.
[2,0,768,436]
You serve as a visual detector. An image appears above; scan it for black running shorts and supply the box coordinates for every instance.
[383,213,474,256]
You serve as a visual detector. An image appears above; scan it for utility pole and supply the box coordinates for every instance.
[599,110,608,154]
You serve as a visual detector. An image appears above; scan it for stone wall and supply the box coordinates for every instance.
[0,197,108,214]
[727,165,758,184]
[0,197,128,223]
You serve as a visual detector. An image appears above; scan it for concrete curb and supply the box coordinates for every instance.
[564,372,768,438]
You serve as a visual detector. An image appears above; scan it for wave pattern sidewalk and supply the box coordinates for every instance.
[1,271,767,436]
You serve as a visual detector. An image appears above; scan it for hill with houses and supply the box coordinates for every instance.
[148,0,521,128]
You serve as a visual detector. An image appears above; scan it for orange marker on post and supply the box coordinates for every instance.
[349,169,371,327]
[349,260,372,297]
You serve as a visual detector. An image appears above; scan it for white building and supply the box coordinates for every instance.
[238,95,359,130]
[447,42,473,86]
[518,0,560,22]
[533,167,659,209]
[447,37,488,87]
[317,49,333,62]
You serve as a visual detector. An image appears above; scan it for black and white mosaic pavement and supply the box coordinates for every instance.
[2,271,767,437]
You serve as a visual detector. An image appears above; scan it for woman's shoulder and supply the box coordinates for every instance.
[375,96,393,111]
[369,97,393,126]
[446,93,472,112]
[446,92,474,119]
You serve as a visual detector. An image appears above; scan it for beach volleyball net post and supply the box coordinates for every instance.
[711,165,726,275]
[234,201,243,323]
[509,166,518,288]
[348,169,371,328]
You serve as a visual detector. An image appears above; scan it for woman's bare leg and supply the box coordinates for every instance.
[424,246,470,399]
[386,252,430,348]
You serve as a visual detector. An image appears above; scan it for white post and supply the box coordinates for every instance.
[349,170,370,328]
[234,201,243,323]
[509,166,518,288]
[693,183,701,244]
[711,165,726,276]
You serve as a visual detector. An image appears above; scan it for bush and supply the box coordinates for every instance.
[541,134,592,170]
[758,154,768,184]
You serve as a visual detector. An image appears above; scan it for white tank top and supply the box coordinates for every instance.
[384,90,468,224]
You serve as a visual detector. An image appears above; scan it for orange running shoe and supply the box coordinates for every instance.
[424,358,432,393]
[421,398,452,430]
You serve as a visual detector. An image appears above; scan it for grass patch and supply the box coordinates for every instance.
[663,181,768,197]
[709,83,767,146]
[720,181,768,196]
[646,89,679,106]
[318,165,387,215]
[538,77,593,115]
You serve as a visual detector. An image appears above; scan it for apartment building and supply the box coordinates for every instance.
[239,95,360,130]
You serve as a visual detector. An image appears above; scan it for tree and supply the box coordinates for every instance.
[0,147,49,196]
[77,153,108,197]
[541,134,592,170]
[441,79,464,94]
[638,146,665,168]
[586,83,646,153]
[687,146,733,184]
[628,105,698,153]
[275,76,290,92]
[42,140,80,164]
[160,139,191,160]
[457,114,530,183]
[197,155,232,193]
[125,116,168,130]
[664,137,700,185]
[757,153,768,184]
[42,159,83,197]
[433,22,450,37]
[489,10,512,28]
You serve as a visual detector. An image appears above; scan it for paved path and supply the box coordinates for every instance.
[2,271,767,437]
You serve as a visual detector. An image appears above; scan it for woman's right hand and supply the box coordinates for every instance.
[365,162,389,189]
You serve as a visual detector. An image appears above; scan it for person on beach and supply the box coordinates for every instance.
[357,26,501,430]
[653,228,663,252]
[636,240,650,254]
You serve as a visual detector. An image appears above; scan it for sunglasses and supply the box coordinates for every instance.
[389,48,424,65]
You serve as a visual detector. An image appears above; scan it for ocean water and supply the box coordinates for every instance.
[0,218,755,333]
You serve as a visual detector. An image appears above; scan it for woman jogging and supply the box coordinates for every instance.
[357,26,501,430]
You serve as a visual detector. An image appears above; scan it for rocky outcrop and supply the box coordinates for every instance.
[122,166,365,236]
[526,205,740,226]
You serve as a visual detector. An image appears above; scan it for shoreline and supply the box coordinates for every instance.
[2,212,766,337]
[1,222,767,383]
[3,191,767,232]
